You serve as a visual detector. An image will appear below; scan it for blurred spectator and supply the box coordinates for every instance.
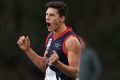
[77,47,101,80]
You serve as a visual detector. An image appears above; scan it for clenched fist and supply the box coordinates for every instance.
[17,36,30,52]
[49,50,59,66]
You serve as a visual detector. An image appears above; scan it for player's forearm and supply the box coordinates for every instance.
[25,47,46,72]
[55,61,79,79]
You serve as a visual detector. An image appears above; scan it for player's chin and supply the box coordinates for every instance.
[47,28,53,32]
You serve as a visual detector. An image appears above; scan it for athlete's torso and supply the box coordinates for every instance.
[45,27,77,80]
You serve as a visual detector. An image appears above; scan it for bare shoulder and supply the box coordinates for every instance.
[66,36,80,46]
[66,36,80,43]
[65,36,81,53]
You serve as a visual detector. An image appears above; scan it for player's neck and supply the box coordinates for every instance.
[54,23,67,35]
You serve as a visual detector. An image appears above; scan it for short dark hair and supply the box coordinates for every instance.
[45,1,68,17]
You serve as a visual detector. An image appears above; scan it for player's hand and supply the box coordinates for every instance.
[49,50,59,66]
[44,51,48,60]
[17,36,30,52]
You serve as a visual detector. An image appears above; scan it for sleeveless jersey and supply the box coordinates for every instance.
[44,28,77,80]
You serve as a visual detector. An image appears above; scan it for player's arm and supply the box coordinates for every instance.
[51,36,81,79]
[17,36,46,72]
[24,47,47,72]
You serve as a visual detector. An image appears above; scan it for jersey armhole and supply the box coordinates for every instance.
[45,33,52,47]
[62,34,77,56]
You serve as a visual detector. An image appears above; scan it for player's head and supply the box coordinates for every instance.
[45,1,68,17]
[45,1,68,32]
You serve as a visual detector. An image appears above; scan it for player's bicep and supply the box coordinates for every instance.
[65,36,81,67]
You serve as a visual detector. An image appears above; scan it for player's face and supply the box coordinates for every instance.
[46,7,63,32]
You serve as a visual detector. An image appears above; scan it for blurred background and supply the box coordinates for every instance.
[0,0,120,80]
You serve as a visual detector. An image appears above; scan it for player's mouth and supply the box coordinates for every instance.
[46,22,53,31]
[46,22,50,27]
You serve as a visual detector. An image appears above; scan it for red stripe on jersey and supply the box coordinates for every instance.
[62,34,78,56]
[53,27,72,40]
[45,33,51,47]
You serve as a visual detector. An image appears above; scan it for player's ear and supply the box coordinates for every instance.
[60,16,65,22]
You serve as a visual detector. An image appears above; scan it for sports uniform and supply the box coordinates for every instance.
[45,27,78,80]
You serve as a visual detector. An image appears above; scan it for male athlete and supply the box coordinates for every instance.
[17,1,82,80]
